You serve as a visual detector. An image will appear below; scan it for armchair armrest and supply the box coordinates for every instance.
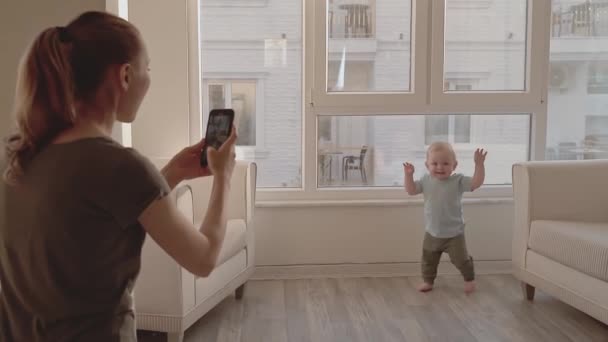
[134,184,196,316]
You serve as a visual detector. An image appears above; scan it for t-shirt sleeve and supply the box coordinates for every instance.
[99,149,171,229]
[414,174,427,194]
[459,174,473,193]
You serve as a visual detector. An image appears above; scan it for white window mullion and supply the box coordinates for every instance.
[302,0,317,194]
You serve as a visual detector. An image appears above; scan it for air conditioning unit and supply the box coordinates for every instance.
[549,64,570,91]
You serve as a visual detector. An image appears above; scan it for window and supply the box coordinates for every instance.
[588,62,608,94]
[425,115,471,145]
[443,0,528,92]
[318,114,528,188]
[546,0,608,161]
[203,80,257,146]
[200,0,302,188]
[326,0,412,93]
[190,0,551,200]
[309,0,543,196]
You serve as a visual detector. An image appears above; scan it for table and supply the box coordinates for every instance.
[318,151,343,183]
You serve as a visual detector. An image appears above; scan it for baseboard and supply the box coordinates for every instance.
[251,260,512,280]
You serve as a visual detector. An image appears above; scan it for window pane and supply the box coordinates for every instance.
[327,0,412,92]
[454,115,471,143]
[425,115,449,144]
[444,0,528,92]
[231,82,256,146]
[209,84,225,110]
[317,114,530,187]
[547,1,608,161]
[201,0,303,188]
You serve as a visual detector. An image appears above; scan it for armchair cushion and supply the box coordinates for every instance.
[529,220,608,282]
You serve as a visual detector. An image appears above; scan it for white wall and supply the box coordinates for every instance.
[0,0,106,151]
[254,202,513,265]
[128,0,191,158]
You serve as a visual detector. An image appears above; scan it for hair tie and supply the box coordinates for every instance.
[56,26,72,43]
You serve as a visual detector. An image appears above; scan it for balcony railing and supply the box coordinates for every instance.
[329,3,375,39]
[552,1,608,37]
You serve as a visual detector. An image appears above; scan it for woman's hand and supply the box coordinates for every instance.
[162,139,212,190]
[207,126,238,183]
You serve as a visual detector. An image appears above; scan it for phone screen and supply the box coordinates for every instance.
[200,109,234,167]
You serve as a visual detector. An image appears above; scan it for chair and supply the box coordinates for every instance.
[135,161,256,342]
[342,145,368,183]
[513,160,608,325]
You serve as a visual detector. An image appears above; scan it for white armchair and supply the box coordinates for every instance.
[512,160,608,325]
[134,161,256,342]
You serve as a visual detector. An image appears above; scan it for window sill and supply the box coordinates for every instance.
[256,197,513,208]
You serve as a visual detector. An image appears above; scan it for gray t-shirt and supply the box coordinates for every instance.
[415,173,473,238]
[0,137,170,342]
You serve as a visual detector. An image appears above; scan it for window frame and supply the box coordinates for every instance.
[430,0,548,106]
[186,0,552,202]
[312,0,429,110]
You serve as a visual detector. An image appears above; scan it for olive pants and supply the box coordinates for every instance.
[421,232,475,284]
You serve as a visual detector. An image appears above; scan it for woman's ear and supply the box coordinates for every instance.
[119,63,131,91]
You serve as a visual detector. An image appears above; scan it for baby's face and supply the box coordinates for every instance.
[426,150,457,180]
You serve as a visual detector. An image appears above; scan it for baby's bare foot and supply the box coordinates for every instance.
[418,282,433,292]
[464,281,476,294]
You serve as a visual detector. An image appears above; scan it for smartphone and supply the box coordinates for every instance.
[200,109,235,168]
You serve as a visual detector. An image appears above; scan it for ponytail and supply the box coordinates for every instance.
[4,12,141,185]
[4,27,76,185]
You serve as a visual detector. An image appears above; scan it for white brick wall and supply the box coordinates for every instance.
[202,0,303,187]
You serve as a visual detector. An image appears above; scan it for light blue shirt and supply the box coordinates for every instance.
[415,173,473,238]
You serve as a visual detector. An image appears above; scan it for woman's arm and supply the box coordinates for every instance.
[139,175,230,277]
[140,130,237,277]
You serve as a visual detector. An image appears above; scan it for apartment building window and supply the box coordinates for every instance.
[425,115,472,145]
[587,62,608,94]
[203,80,259,147]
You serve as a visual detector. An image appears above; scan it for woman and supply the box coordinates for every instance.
[0,11,236,341]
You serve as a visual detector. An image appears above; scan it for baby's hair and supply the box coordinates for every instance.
[427,141,457,161]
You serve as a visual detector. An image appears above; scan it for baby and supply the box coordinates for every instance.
[403,142,487,294]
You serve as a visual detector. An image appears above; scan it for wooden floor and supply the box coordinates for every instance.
[138,275,608,342]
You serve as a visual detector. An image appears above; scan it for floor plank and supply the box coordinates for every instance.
[239,280,288,342]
